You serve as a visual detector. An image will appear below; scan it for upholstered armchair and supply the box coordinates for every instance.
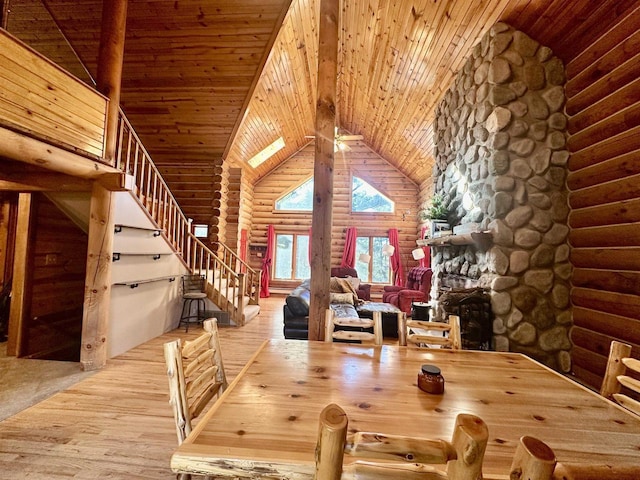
[382,266,433,315]
[330,267,371,301]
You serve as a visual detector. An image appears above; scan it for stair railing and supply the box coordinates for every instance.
[114,111,189,256]
[113,110,261,323]
[216,241,261,305]
[188,234,247,325]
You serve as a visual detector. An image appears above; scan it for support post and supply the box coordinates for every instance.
[80,183,115,370]
[308,0,339,341]
[6,193,33,356]
[96,0,128,165]
[1,0,10,29]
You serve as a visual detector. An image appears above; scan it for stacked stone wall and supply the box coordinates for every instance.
[432,23,572,372]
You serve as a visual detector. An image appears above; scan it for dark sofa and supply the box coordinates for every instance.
[283,279,363,340]
[283,280,313,339]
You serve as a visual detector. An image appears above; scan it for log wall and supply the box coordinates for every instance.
[25,194,87,360]
[224,167,242,251]
[250,142,420,293]
[238,174,254,256]
[0,30,107,159]
[566,5,640,389]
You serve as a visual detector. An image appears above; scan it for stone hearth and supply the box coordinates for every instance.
[430,23,572,372]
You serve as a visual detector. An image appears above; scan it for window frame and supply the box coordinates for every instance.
[350,173,395,215]
[273,232,310,281]
[274,176,314,213]
[193,224,208,238]
[355,235,392,284]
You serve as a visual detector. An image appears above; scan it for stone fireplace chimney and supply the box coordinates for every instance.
[431,23,572,372]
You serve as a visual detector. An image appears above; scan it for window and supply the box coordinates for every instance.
[351,176,394,213]
[355,236,391,283]
[193,224,208,238]
[274,233,310,280]
[248,137,285,168]
[275,178,314,211]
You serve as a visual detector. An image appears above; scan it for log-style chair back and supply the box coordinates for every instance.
[315,404,559,480]
[552,463,640,480]
[164,318,228,445]
[509,436,556,480]
[600,340,640,416]
[324,309,383,345]
[315,404,487,480]
[399,314,462,350]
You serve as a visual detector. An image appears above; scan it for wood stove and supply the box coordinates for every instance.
[435,286,493,351]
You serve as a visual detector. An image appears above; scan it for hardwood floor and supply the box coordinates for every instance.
[0,295,287,479]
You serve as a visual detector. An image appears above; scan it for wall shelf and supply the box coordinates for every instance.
[114,276,177,289]
[417,231,492,250]
[114,224,162,236]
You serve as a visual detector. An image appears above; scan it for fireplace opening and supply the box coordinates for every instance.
[435,287,493,351]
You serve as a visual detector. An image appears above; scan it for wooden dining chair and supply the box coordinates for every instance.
[164,318,228,444]
[600,340,640,416]
[315,403,488,480]
[398,314,462,350]
[315,404,560,480]
[324,309,383,345]
[509,436,556,480]
[552,463,640,480]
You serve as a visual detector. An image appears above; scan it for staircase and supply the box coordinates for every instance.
[113,112,261,326]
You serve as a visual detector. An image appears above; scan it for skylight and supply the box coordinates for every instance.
[248,137,285,168]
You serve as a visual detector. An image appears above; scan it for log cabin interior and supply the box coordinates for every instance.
[0,0,639,451]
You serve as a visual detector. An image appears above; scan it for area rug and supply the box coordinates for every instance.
[0,342,94,421]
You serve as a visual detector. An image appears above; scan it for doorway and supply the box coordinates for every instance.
[2,193,87,361]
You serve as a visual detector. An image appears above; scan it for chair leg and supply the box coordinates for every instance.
[179,299,191,332]
[181,299,198,333]
[198,298,206,325]
[180,297,207,333]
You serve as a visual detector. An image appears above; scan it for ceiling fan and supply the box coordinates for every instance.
[305,128,363,151]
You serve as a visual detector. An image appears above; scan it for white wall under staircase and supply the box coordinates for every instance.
[109,192,187,357]
[47,190,188,358]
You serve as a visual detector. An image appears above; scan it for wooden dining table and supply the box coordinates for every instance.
[171,339,640,478]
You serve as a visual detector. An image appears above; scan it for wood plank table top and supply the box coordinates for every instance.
[171,339,640,478]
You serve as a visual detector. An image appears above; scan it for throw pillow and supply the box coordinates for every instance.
[346,275,361,290]
[330,292,354,305]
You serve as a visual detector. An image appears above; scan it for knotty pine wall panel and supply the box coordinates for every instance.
[566,5,640,390]
[0,30,107,159]
[250,142,420,293]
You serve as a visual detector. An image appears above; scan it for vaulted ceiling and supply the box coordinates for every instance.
[5,0,635,220]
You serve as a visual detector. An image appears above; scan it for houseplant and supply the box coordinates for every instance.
[421,193,450,238]
[424,193,448,221]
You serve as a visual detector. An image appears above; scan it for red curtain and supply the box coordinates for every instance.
[388,228,405,287]
[420,226,431,268]
[239,229,248,273]
[340,227,357,268]
[260,225,275,298]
